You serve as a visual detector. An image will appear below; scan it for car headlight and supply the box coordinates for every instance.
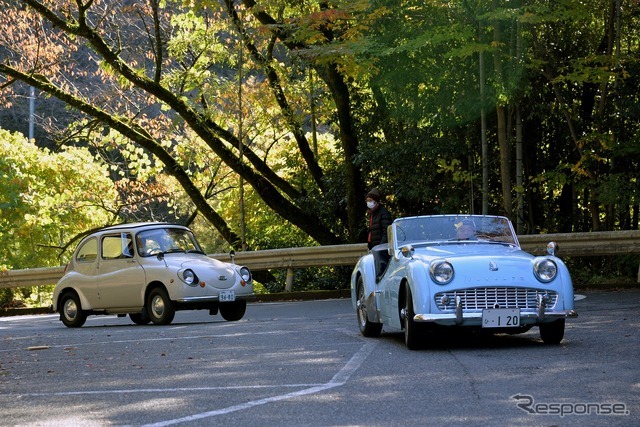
[239,266,251,284]
[430,260,454,285]
[534,258,557,283]
[182,269,198,286]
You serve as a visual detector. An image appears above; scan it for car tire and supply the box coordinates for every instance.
[59,292,87,328]
[147,288,175,325]
[220,300,246,321]
[403,287,423,350]
[539,319,565,344]
[129,310,151,325]
[356,277,382,337]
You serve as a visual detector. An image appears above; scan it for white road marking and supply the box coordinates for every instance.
[2,325,376,426]
[143,341,378,427]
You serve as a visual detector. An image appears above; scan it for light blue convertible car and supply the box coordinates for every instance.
[351,215,578,349]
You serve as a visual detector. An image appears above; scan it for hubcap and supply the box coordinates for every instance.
[151,295,165,317]
[357,288,366,326]
[64,299,77,320]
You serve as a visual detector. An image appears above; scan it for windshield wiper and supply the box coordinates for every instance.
[163,248,187,254]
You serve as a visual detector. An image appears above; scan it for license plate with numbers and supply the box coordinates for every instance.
[482,308,520,328]
[219,290,235,302]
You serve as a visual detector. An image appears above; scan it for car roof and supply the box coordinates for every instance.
[92,222,189,234]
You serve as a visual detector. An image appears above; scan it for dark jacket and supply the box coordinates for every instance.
[368,204,392,249]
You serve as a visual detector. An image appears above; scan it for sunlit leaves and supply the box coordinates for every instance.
[0,128,116,268]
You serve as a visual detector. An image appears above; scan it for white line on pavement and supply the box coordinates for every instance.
[143,341,378,427]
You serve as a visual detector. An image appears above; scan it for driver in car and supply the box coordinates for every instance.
[456,219,476,240]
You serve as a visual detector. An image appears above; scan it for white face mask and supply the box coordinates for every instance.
[366,201,376,210]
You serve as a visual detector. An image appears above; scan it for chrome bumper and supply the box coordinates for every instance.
[415,309,578,326]
[417,292,578,326]
[175,294,254,303]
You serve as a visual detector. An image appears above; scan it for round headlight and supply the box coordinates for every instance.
[183,269,198,285]
[534,258,557,283]
[239,266,251,283]
[430,260,454,285]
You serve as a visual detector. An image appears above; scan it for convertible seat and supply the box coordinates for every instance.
[371,243,390,282]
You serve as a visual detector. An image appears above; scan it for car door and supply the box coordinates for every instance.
[71,236,100,307]
[94,232,146,310]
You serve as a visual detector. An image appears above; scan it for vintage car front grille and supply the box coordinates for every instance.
[434,287,558,311]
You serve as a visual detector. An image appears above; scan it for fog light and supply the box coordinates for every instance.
[441,295,450,306]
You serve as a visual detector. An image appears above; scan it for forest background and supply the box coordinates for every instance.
[1,0,639,306]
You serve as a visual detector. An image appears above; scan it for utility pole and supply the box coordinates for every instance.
[29,86,35,140]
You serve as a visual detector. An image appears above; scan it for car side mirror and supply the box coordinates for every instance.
[401,245,415,259]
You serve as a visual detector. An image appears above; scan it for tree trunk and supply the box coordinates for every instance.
[318,63,367,243]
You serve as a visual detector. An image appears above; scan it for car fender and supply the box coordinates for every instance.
[405,261,432,317]
[553,257,575,310]
[138,263,178,299]
[52,277,95,312]
[350,253,380,323]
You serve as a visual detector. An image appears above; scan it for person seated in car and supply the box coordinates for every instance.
[456,219,476,240]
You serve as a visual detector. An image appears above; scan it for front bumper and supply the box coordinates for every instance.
[414,309,578,326]
[176,294,255,303]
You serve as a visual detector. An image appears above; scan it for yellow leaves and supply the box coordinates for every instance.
[1,129,116,268]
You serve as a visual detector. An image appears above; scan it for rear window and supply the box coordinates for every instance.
[75,238,98,263]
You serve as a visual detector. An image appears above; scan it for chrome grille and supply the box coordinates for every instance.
[435,287,558,311]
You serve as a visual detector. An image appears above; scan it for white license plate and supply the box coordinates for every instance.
[219,290,235,302]
[482,308,520,328]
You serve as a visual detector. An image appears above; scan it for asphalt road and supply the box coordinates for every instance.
[0,290,638,426]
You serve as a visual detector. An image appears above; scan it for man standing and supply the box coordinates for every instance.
[365,188,393,250]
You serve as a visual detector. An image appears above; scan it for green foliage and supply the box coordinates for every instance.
[1,0,639,291]
[565,255,640,288]
[0,129,117,268]
[0,289,13,307]
[262,266,352,293]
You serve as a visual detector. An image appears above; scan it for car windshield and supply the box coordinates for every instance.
[136,227,203,257]
[394,215,517,247]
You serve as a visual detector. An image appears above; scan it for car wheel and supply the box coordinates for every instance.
[147,288,175,325]
[129,310,151,325]
[59,292,87,328]
[539,319,565,344]
[403,287,422,350]
[220,300,246,321]
[356,277,382,337]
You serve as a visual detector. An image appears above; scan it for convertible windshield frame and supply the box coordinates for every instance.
[393,215,518,248]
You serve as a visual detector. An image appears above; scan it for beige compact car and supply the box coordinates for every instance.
[52,223,253,327]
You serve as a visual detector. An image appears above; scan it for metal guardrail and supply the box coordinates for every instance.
[517,230,640,257]
[2,230,640,290]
